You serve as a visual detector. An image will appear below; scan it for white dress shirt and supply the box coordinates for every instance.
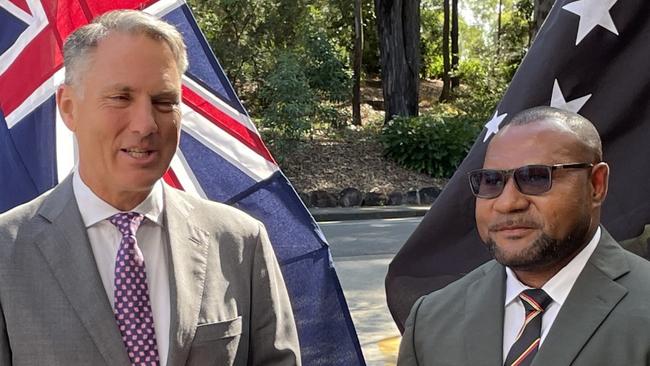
[502,227,601,360]
[73,172,170,365]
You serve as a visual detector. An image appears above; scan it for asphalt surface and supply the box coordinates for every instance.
[321,216,424,365]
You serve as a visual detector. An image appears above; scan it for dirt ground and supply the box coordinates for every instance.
[275,79,447,194]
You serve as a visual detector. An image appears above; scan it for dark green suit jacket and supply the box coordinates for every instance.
[621,224,650,260]
[397,229,650,365]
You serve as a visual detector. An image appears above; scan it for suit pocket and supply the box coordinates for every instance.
[186,316,244,366]
[193,316,243,344]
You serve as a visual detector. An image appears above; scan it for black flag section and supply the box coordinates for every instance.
[386,0,650,331]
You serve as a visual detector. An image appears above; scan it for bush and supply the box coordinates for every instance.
[381,113,483,178]
[452,58,504,121]
[258,52,318,140]
[257,31,351,139]
[303,33,351,103]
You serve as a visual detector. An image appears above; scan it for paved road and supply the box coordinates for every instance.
[320,217,423,366]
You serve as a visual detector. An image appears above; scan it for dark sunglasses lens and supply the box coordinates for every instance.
[515,166,551,195]
[470,170,504,198]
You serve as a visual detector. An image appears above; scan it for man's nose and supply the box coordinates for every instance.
[129,98,158,136]
[492,177,530,213]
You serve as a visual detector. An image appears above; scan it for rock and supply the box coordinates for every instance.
[387,191,404,205]
[298,192,312,207]
[339,188,362,207]
[406,190,420,205]
[310,190,338,207]
[362,191,387,206]
[419,187,441,204]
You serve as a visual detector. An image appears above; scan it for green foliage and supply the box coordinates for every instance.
[190,0,352,138]
[497,0,534,80]
[453,58,503,120]
[189,0,536,174]
[257,41,352,139]
[381,113,483,178]
[420,3,443,78]
[303,33,352,103]
[258,52,318,140]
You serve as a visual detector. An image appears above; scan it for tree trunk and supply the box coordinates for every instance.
[375,0,421,123]
[532,0,554,42]
[353,0,363,126]
[439,0,450,102]
[450,0,459,89]
[496,0,503,57]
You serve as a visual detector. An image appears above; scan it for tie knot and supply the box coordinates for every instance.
[109,212,144,237]
[519,289,552,313]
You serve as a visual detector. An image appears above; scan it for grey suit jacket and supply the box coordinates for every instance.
[0,176,300,366]
[397,229,650,365]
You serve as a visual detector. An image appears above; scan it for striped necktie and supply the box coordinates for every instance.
[504,289,552,366]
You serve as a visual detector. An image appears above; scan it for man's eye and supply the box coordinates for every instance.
[154,100,179,112]
[110,95,130,101]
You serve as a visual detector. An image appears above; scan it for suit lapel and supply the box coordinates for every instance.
[163,187,211,366]
[532,230,629,366]
[34,177,130,365]
[464,262,507,366]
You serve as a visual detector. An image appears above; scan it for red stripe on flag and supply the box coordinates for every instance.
[9,0,31,14]
[82,0,161,18]
[0,28,62,117]
[163,168,184,190]
[48,0,91,50]
[181,86,276,164]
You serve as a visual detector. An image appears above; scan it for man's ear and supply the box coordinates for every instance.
[56,84,78,132]
[590,162,609,208]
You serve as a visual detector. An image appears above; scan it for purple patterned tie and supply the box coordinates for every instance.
[109,212,160,366]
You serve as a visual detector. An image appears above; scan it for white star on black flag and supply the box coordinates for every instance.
[563,0,619,45]
[387,0,650,331]
[482,111,508,142]
[550,79,591,113]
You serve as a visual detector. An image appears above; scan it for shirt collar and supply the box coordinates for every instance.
[505,227,601,306]
[72,171,164,228]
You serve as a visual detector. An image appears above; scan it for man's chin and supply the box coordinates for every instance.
[486,238,545,269]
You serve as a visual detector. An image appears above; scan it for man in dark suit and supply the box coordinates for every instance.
[0,10,300,365]
[397,106,650,366]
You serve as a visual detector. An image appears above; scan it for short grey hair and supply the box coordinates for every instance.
[503,106,603,162]
[63,9,188,85]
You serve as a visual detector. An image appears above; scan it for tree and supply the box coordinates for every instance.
[353,0,363,126]
[375,0,421,123]
[532,0,553,41]
[451,0,459,88]
[439,0,451,101]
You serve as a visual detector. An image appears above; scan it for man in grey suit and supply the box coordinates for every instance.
[397,106,650,366]
[0,10,300,366]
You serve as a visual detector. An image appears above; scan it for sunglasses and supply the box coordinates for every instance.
[468,163,594,199]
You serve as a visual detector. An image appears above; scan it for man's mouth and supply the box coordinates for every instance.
[489,220,539,233]
[121,148,154,158]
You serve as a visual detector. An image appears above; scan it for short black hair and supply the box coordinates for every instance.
[501,106,602,162]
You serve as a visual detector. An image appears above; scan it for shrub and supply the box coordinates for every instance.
[257,32,352,138]
[381,113,483,178]
[258,51,318,140]
[303,33,351,103]
[453,58,504,121]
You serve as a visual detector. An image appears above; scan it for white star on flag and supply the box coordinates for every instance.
[483,110,508,142]
[550,79,591,113]
[563,0,619,45]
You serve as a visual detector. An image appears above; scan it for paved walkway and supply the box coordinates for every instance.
[318,210,428,365]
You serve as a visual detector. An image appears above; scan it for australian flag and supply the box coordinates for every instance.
[386,0,650,331]
[0,0,365,364]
